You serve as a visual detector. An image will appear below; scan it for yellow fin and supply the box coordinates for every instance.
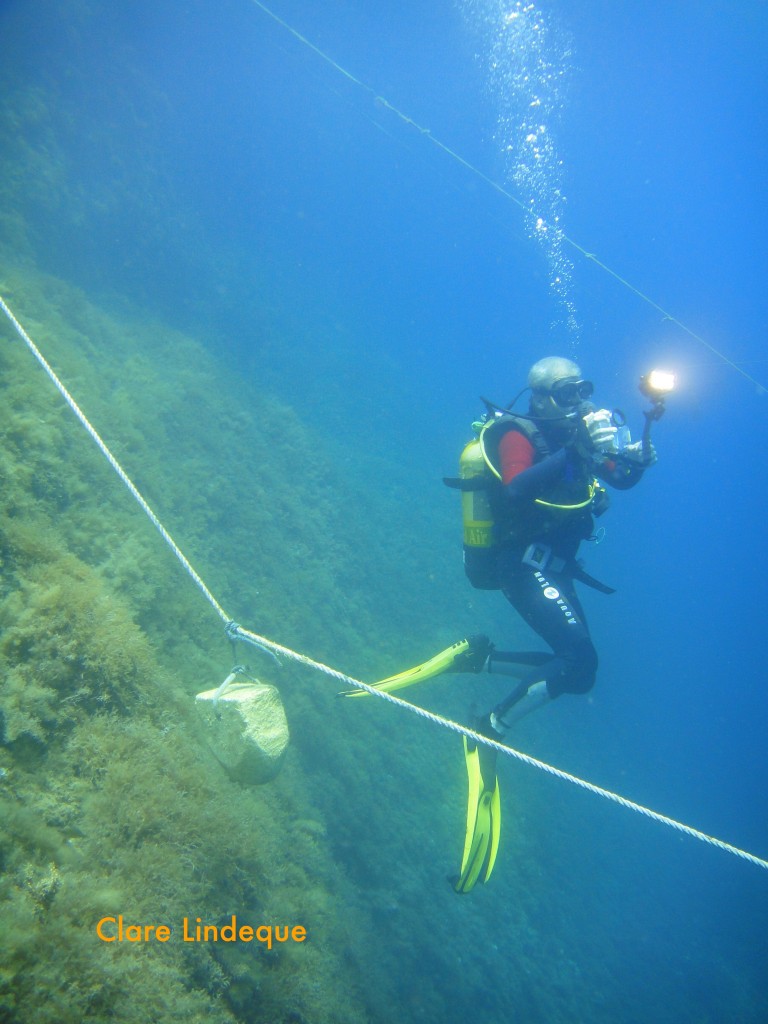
[340,639,472,697]
[454,737,501,894]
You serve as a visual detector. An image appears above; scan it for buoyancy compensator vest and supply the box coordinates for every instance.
[444,411,607,590]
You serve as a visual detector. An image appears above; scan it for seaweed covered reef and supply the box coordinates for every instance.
[0,267,421,1023]
[3,264,550,1024]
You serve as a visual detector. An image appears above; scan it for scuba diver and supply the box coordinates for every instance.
[455,355,657,732]
[344,356,665,893]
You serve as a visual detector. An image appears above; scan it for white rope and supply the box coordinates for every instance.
[3,293,767,874]
[234,626,768,872]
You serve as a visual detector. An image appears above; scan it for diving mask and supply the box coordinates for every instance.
[550,378,594,409]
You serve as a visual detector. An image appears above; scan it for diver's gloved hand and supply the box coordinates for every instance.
[621,440,658,466]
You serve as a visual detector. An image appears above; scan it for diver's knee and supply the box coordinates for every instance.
[564,638,598,694]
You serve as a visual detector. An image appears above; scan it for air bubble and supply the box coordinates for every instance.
[459,0,578,338]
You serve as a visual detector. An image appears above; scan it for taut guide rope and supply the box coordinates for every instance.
[2,294,766,873]
[248,0,765,395]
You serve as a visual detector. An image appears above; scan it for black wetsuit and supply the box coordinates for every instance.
[490,424,646,715]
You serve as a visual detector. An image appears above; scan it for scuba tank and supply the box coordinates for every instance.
[459,434,494,550]
[445,407,608,591]
[448,417,506,590]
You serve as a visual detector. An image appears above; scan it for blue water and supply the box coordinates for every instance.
[2,1,766,1021]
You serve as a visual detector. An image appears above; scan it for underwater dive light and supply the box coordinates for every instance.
[639,368,675,459]
[639,369,676,404]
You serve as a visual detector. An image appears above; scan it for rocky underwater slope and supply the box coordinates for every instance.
[0,267,431,1024]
